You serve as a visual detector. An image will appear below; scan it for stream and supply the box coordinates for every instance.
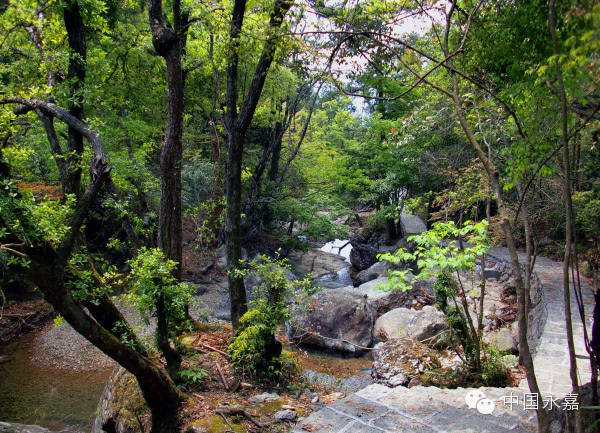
[0,332,112,432]
[0,239,365,431]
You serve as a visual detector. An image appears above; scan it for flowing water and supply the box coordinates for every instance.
[319,239,352,263]
[0,332,112,432]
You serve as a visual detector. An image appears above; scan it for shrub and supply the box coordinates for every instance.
[228,254,311,382]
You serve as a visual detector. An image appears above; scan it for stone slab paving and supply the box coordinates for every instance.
[293,384,537,433]
[294,249,595,432]
[488,248,594,397]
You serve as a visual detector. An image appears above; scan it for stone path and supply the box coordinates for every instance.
[294,384,536,432]
[294,248,595,432]
[488,248,594,397]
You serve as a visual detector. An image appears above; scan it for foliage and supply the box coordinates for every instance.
[377,220,490,293]
[573,190,600,245]
[480,345,509,387]
[228,254,311,381]
[177,367,209,389]
[182,158,217,210]
[378,220,491,374]
[127,248,195,335]
[186,197,225,250]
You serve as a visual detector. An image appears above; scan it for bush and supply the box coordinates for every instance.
[182,158,216,210]
[228,254,311,382]
[480,345,509,387]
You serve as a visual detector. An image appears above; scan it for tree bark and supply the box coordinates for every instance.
[224,0,292,329]
[549,2,583,432]
[148,0,192,378]
[440,5,548,428]
[63,0,87,197]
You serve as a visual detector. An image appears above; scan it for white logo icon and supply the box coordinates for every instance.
[465,390,495,414]
[476,398,496,415]
[465,390,486,409]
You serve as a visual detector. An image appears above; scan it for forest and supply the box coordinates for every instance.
[0,0,599,433]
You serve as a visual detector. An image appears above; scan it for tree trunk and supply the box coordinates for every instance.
[157,46,184,278]
[225,130,248,329]
[549,2,583,431]
[223,0,292,329]
[63,1,86,197]
[448,68,550,432]
[149,0,189,375]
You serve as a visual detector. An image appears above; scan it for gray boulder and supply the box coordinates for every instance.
[400,213,426,236]
[215,245,248,269]
[350,275,436,316]
[287,249,348,279]
[274,409,297,422]
[371,338,441,387]
[354,260,395,285]
[483,327,518,353]
[289,287,375,353]
[373,306,449,344]
[349,242,378,271]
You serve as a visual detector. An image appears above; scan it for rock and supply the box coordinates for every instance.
[349,242,378,271]
[92,368,146,433]
[400,213,426,236]
[289,287,375,353]
[510,320,519,342]
[287,249,348,279]
[313,266,353,289]
[215,245,247,269]
[322,392,344,404]
[248,392,280,403]
[198,261,214,274]
[483,327,518,353]
[351,274,432,315]
[371,338,441,387]
[0,423,73,433]
[354,261,395,285]
[373,306,449,345]
[274,409,297,422]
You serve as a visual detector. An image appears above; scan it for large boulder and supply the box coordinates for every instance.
[483,327,518,354]
[215,244,248,269]
[373,306,449,344]
[349,242,378,271]
[400,213,426,236]
[287,249,348,279]
[354,261,395,285]
[92,368,145,433]
[353,274,434,315]
[289,287,375,353]
[371,338,441,387]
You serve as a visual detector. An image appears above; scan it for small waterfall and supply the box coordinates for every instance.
[320,239,352,263]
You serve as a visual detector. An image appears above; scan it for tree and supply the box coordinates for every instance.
[148,0,192,379]
[0,98,184,433]
[223,0,293,329]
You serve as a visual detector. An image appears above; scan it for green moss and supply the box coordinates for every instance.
[257,398,286,415]
[185,416,247,433]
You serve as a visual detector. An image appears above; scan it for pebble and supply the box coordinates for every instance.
[274,409,297,422]
[248,392,280,403]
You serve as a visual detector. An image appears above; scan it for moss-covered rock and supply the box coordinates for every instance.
[184,417,246,433]
[91,368,146,433]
